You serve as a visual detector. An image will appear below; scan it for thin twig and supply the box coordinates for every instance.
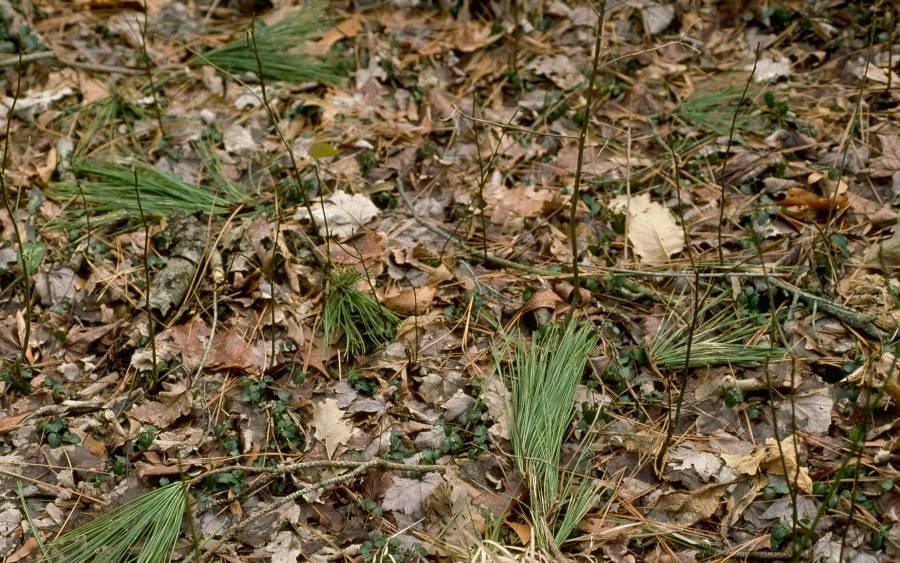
[198,459,445,556]
[139,1,165,137]
[716,43,759,265]
[568,0,606,314]
[450,105,580,140]
[133,168,158,385]
[0,48,32,382]
[654,144,703,475]
[0,51,145,74]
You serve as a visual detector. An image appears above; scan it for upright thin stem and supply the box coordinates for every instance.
[140,1,165,137]
[568,0,606,313]
[716,44,759,265]
[248,17,319,239]
[655,145,701,474]
[0,50,32,380]
[133,169,158,385]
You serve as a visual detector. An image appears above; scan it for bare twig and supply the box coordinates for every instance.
[0,51,145,74]
[0,49,33,382]
[568,0,607,313]
[716,44,759,265]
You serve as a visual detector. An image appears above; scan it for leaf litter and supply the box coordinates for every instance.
[0,0,899,562]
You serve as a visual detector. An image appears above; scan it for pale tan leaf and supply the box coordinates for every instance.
[610,193,685,264]
[312,398,353,459]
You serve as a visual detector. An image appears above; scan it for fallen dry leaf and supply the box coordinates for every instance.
[609,193,685,264]
[382,286,436,316]
[296,190,380,239]
[382,472,444,517]
[312,398,353,459]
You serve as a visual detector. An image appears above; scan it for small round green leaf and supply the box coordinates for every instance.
[309,142,339,160]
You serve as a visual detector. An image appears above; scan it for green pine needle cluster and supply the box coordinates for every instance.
[49,158,247,228]
[197,4,343,84]
[323,268,399,358]
[648,295,782,369]
[46,481,187,563]
[499,321,600,549]
[678,85,758,138]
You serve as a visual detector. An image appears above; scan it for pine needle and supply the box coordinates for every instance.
[498,321,600,549]
[46,481,187,563]
[648,294,782,369]
[49,159,247,228]
[197,4,343,84]
[323,268,399,358]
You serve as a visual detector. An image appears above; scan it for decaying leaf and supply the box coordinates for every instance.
[295,189,380,239]
[721,435,812,493]
[651,482,727,526]
[382,472,444,518]
[609,193,685,264]
[312,398,353,459]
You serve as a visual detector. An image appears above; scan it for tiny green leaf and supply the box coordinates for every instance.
[309,142,339,160]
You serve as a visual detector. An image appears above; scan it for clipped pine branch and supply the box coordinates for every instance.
[49,159,248,228]
[45,481,187,563]
[196,3,342,84]
[323,268,399,358]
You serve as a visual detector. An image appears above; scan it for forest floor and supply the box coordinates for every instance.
[1,0,899,561]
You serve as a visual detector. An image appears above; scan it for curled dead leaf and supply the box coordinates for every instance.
[382,286,436,316]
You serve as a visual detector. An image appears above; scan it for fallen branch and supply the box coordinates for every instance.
[767,277,891,341]
[196,458,445,556]
[0,51,144,75]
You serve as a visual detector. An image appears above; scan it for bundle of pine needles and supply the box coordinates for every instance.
[648,295,781,369]
[678,85,758,138]
[498,322,600,550]
[323,268,399,358]
[196,3,343,84]
[45,481,187,563]
[49,159,248,228]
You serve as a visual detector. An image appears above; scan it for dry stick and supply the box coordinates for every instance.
[821,21,876,287]
[0,51,145,74]
[132,168,158,385]
[471,93,488,260]
[653,146,703,475]
[198,459,445,556]
[139,1,165,137]
[716,44,759,265]
[0,49,32,383]
[568,0,606,315]
[751,238,803,559]
[766,277,890,341]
